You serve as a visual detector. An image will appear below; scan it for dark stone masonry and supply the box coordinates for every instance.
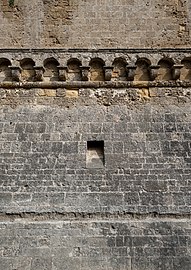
[0,0,191,269]
[0,81,191,269]
[1,103,191,216]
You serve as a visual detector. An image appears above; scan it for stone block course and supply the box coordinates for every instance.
[0,220,190,270]
[0,0,191,266]
[0,103,190,217]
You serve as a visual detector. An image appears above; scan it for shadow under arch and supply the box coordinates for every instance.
[89,58,105,81]
[43,57,60,82]
[134,58,151,81]
[157,58,174,81]
[20,58,35,81]
[67,58,82,81]
[0,58,12,82]
[112,57,127,81]
[181,57,191,81]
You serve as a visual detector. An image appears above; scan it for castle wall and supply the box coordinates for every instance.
[0,0,191,48]
[0,46,190,267]
[0,96,191,269]
[0,1,191,268]
[1,103,191,215]
[1,220,190,270]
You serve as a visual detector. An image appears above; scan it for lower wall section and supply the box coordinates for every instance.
[0,219,190,270]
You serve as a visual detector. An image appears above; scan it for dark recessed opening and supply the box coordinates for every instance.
[86,141,104,168]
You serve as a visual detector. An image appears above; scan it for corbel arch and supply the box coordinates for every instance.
[43,57,60,82]
[134,58,151,81]
[112,57,127,81]
[0,58,12,82]
[67,58,82,81]
[157,58,174,81]
[181,57,191,80]
[20,58,35,81]
[89,58,105,81]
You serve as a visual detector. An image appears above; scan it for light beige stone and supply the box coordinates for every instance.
[44,89,57,97]
[65,90,79,98]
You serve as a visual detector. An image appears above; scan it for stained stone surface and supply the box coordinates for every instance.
[0,1,191,269]
[0,220,191,270]
[0,101,190,269]
[0,0,191,48]
[0,103,191,214]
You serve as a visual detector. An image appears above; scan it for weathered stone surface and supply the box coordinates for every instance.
[0,220,190,270]
[0,1,191,269]
[0,98,190,269]
[0,0,191,48]
[0,103,190,215]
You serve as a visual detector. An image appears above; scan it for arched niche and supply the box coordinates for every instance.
[134,58,150,81]
[157,58,174,81]
[112,58,127,81]
[20,58,35,81]
[43,58,59,82]
[89,58,105,81]
[67,58,82,81]
[180,58,191,81]
[0,58,11,82]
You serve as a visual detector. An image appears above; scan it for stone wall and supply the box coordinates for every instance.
[0,220,190,270]
[0,0,191,267]
[0,49,190,269]
[0,94,191,269]
[0,0,191,48]
[1,101,191,215]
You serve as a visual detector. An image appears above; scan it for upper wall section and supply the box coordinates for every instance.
[0,0,191,48]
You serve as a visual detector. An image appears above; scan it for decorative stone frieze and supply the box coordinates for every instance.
[0,49,191,85]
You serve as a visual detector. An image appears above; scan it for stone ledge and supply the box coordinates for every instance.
[0,48,191,53]
[0,81,191,89]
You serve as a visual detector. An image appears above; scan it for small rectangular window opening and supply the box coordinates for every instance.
[86,141,104,168]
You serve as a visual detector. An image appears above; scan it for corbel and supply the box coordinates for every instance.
[149,65,160,81]
[10,66,21,82]
[103,66,113,81]
[126,65,137,81]
[80,66,90,81]
[172,65,183,80]
[58,66,68,81]
[34,66,44,81]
